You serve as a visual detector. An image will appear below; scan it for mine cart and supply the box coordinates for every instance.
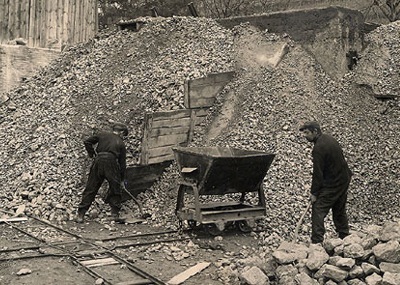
[172,146,275,235]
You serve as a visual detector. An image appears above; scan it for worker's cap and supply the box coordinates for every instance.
[299,121,320,131]
[112,122,129,136]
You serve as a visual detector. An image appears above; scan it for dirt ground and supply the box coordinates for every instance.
[0,219,269,285]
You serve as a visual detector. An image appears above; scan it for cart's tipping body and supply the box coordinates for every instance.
[172,146,275,234]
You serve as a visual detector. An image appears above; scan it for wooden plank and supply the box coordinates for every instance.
[21,0,29,40]
[184,80,190,109]
[47,0,56,47]
[15,0,22,38]
[28,0,35,46]
[151,109,191,121]
[67,0,75,46]
[188,85,224,99]
[8,0,15,40]
[0,0,6,43]
[148,145,174,158]
[187,109,196,143]
[0,217,28,223]
[148,133,189,148]
[140,113,153,165]
[80,257,119,268]
[192,108,209,117]
[167,262,210,285]
[92,0,98,36]
[189,97,216,108]
[39,0,47,48]
[34,0,40,47]
[148,154,175,165]
[61,0,69,48]
[75,0,81,44]
[189,71,235,86]
[150,125,190,137]
[151,117,191,129]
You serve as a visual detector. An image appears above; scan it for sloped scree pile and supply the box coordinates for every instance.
[143,22,399,239]
[354,21,400,97]
[0,17,235,221]
[0,16,399,240]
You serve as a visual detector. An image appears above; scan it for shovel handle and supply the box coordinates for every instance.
[121,185,144,216]
[293,201,312,243]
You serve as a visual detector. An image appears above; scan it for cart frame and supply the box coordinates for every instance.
[172,147,275,233]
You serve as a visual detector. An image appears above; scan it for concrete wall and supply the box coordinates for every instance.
[0,44,60,96]
[218,6,365,79]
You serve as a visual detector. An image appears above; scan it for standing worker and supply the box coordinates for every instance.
[299,121,352,244]
[76,122,129,223]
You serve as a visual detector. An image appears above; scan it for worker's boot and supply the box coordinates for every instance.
[75,211,85,223]
[111,207,125,223]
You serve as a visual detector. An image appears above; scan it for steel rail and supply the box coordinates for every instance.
[108,237,191,251]
[0,245,40,253]
[99,229,179,242]
[2,213,168,284]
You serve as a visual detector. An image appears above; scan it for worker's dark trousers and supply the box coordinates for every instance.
[311,180,351,243]
[78,154,122,215]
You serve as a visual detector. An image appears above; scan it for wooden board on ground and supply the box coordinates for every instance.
[167,262,211,285]
[80,257,119,268]
[0,217,28,223]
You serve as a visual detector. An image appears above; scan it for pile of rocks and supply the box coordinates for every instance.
[140,22,400,239]
[0,16,235,222]
[238,220,400,284]
[0,15,398,239]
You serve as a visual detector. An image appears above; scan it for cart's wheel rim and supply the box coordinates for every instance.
[205,223,222,236]
[236,220,252,233]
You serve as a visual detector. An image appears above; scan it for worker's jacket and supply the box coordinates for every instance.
[311,133,352,196]
[84,132,127,180]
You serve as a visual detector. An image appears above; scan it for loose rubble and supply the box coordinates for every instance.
[140,22,400,239]
[238,220,400,285]
[0,16,235,222]
[0,16,399,282]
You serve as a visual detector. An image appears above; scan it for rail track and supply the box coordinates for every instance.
[0,210,190,285]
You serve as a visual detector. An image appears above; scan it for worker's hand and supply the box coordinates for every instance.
[310,194,317,204]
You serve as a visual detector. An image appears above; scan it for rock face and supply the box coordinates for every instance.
[267,220,400,284]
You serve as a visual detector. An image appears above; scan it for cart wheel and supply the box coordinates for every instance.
[236,220,252,233]
[187,220,199,229]
[204,223,223,236]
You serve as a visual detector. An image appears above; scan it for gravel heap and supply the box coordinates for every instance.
[142,23,400,241]
[0,16,235,222]
[0,17,398,238]
[355,20,400,97]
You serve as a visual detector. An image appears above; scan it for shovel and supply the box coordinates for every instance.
[121,184,151,220]
[293,201,312,243]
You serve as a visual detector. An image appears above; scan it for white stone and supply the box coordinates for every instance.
[240,266,270,285]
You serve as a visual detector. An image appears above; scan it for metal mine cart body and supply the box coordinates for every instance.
[172,146,275,234]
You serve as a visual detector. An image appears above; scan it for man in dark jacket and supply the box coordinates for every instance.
[300,121,352,244]
[76,122,128,223]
